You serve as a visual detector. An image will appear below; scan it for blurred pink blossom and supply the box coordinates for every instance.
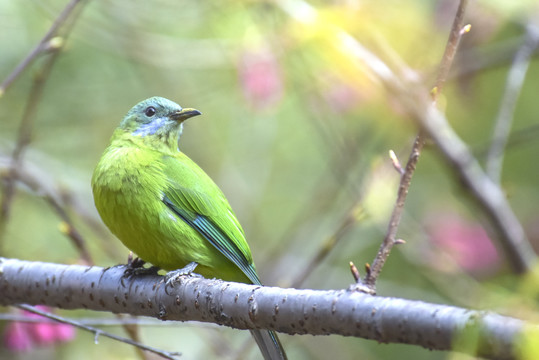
[239,47,283,110]
[322,79,361,114]
[3,306,76,352]
[427,213,500,275]
[3,321,33,351]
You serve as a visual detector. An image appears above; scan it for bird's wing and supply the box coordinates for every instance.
[161,155,261,285]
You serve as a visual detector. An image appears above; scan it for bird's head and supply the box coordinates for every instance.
[119,96,201,150]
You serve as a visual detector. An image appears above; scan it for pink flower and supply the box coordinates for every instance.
[426,213,500,276]
[3,306,76,352]
[51,321,77,342]
[4,321,33,351]
[238,47,283,110]
[322,79,362,114]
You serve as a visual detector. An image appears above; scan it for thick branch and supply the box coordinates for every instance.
[0,258,533,359]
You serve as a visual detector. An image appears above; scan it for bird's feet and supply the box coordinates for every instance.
[121,253,160,286]
[164,262,200,292]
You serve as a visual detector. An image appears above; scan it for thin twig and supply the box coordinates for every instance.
[16,305,181,360]
[0,314,177,326]
[0,0,85,95]
[431,0,470,101]
[0,165,93,264]
[349,261,361,282]
[0,50,62,251]
[389,149,405,175]
[362,0,470,292]
[363,136,423,290]
[486,23,539,184]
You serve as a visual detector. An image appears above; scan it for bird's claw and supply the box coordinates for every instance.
[164,262,200,292]
[127,254,146,269]
[120,256,160,286]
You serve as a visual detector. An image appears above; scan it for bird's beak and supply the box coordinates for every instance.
[169,108,202,122]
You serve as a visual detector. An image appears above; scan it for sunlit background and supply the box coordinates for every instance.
[1,0,539,359]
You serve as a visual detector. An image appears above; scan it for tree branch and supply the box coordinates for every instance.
[0,257,534,360]
[486,23,539,183]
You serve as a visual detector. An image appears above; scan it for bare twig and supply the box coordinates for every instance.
[362,0,470,291]
[0,314,179,326]
[349,261,360,282]
[0,164,93,264]
[389,150,404,175]
[0,50,62,251]
[363,135,423,290]
[486,23,539,184]
[432,0,470,101]
[0,0,85,95]
[57,220,93,265]
[16,305,180,360]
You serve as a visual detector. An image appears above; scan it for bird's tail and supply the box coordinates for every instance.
[250,329,287,360]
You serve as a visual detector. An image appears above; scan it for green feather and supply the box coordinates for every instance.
[161,155,259,284]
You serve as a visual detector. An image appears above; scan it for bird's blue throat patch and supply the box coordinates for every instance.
[132,117,168,137]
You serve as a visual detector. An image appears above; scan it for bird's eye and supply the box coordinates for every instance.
[144,106,156,117]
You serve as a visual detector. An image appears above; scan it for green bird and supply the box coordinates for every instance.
[92,96,287,360]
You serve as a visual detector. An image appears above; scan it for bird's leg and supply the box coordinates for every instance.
[121,253,160,286]
[164,262,200,290]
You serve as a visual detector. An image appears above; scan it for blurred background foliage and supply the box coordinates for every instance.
[1,0,539,359]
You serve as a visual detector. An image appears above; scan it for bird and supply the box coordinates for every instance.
[91,96,287,360]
